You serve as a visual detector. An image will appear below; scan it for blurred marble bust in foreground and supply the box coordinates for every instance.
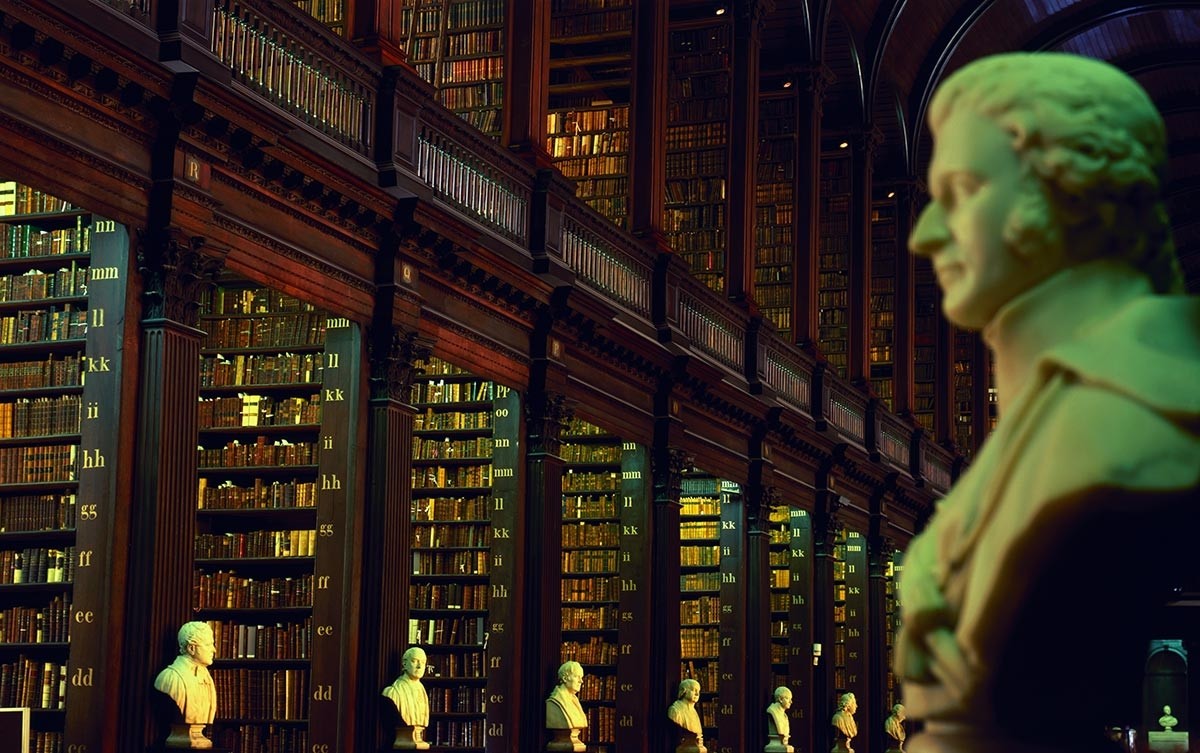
[899,51,1200,753]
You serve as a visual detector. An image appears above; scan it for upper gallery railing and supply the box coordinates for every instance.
[210,0,374,156]
[762,343,814,416]
[559,210,653,319]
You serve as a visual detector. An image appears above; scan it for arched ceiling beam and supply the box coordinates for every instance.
[864,0,908,112]
[1023,0,1200,52]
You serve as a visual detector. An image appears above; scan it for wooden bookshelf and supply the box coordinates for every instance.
[665,16,732,293]
[953,329,974,455]
[679,472,740,750]
[884,550,903,711]
[409,356,518,750]
[841,530,867,704]
[548,0,633,228]
[194,283,358,753]
[756,93,796,335]
[398,0,506,138]
[912,258,938,434]
[818,151,852,378]
[870,197,898,410]
[768,506,790,690]
[0,181,128,753]
[292,0,345,36]
[784,507,813,750]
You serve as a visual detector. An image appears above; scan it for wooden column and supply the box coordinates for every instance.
[794,65,833,348]
[628,0,669,240]
[812,474,842,753]
[348,0,408,66]
[354,328,429,751]
[848,128,881,384]
[867,484,896,753]
[504,0,552,162]
[744,474,778,753]
[892,181,918,416]
[727,0,772,304]
[520,379,573,751]
[118,231,221,750]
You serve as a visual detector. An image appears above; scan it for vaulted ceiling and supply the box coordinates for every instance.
[759,0,1200,290]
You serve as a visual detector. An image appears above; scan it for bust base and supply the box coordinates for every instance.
[675,730,707,753]
[831,739,854,753]
[163,723,214,749]
[765,732,794,753]
[546,727,585,752]
[1148,731,1188,753]
[391,724,431,750]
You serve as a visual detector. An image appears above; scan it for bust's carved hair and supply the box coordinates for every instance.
[677,678,700,698]
[929,52,1183,293]
[557,660,583,683]
[177,621,212,654]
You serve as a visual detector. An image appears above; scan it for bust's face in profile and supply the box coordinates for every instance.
[911,107,1055,330]
[403,650,427,680]
[187,628,216,667]
[777,690,792,710]
[682,681,700,704]
[564,669,583,693]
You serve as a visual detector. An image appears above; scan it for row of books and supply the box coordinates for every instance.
[198,395,321,429]
[198,478,318,510]
[562,605,617,630]
[663,204,726,232]
[0,265,89,303]
[199,352,324,388]
[428,684,483,713]
[411,550,488,576]
[665,122,727,151]
[0,547,75,585]
[0,306,87,344]
[561,495,616,519]
[214,724,308,753]
[562,575,618,602]
[197,438,318,470]
[212,667,308,721]
[665,177,726,204]
[551,6,631,36]
[195,529,318,560]
[407,616,486,647]
[0,444,77,484]
[193,571,314,610]
[547,131,629,158]
[680,520,719,539]
[411,465,492,489]
[578,674,618,702]
[0,492,76,532]
[30,731,62,753]
[547,107,630,135]
[561,522,618,548]
[408,582,489,611]
[680,595,720,625]
[208,617,312,660]
[0,224,90,260]
[0,395,82,438]
[413,496,489,521]
[412,523,491,548]
[412,436,493,460]
[0,184,74,216]
[681,545,720,567]
[573,177,627,200]
[0,657,65,709]
[561,548,617,573]
[421,648,484,679]
[560,636,617,666]
[411,379,496,405]
[680,572,721,592]
[412,408,491,431]
[680,627,720,658]
[0,354,82,389]
[427,720,484,748]
[200,315,326,351]
[555,155,628,179]
[200,288,317,317]
[0,595,71,643]
[666,148,726,178]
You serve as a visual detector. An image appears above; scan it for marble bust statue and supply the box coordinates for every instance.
[1159,705,1178,732]
[545,659,587,752]
[383,646,431,749]
[898,51,1200,753]
[884,704,906,751]
[831,692,857,753]
[667,678,706,753]
[153,621,218,749]
[765,686,793,753]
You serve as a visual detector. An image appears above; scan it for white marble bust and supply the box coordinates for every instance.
[831,692,857,753]
[546,659,587,752]
[383,646,430,749]
[153,621,217,749]
[667,678,706,753]
[765,686,793,753]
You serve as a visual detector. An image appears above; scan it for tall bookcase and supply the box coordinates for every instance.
[869,197,898,409]
[818,151,852,378]
[841,530,867,702]
[195,282,359,753]
[679,473,740,750]
[755,92,797,335]
[408,356,519,750]
[548,0,634,228]
[0,181,127,753]
[293,0,346,36]
[398,0,506,138]
[558,418,649,752]
[665,16,732,293]
[912,258,938,433]
[768,506,790,690]
[783,507,813,747]
[883,550,903,711]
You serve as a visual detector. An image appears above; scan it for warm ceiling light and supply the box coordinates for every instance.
[839,141,849,149]
[887,191,895,198]
[782,80,793,89]
[715,6,726,14]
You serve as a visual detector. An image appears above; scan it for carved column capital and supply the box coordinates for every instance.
[525,392,574,456]
[136,229,224,326]
[652,448,692,506]
[799,63,836,114]
[368,329,434,402]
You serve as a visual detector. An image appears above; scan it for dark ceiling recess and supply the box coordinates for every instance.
[757,0,1200,291]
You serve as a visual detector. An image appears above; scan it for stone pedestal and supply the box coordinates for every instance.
[391,724,430,750]
[675,730,707,753]
[831,737,854,753]
[163,723,213,749]
[1148,731,1188,753]
[546,727,585,752]
[765,731,794,752]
